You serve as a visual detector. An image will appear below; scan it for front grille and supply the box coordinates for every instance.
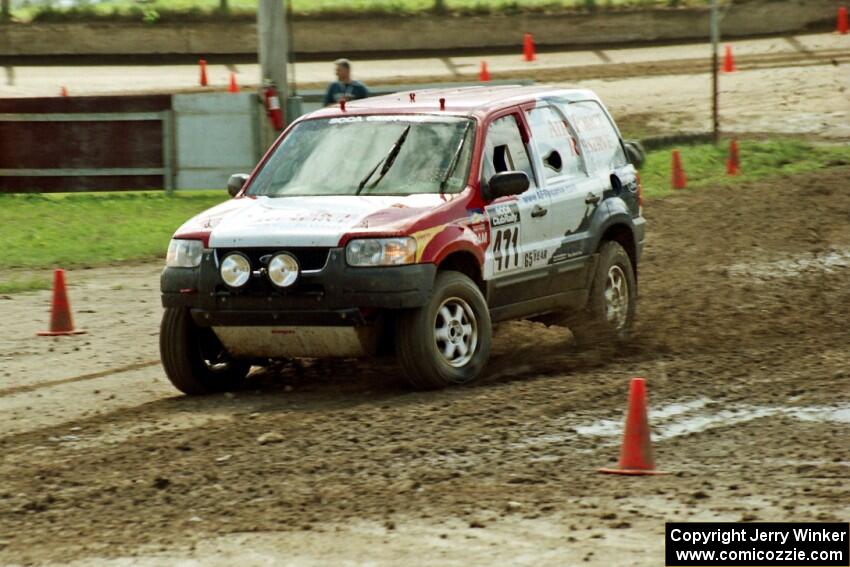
[216,247,331,272]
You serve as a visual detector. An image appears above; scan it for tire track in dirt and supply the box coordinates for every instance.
[0,360,159,397]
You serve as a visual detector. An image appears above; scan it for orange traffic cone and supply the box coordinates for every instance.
[38,269,85,337]
[838,7,849,34]
[479,61,490,82]
[60,86,68,97]
[726,139,741,175]
[671,149,687,190]
[523,32,536,62]
[722,45,735,73]
[228,72,239,93]
[600,378,667,475]
[199,59,208,87]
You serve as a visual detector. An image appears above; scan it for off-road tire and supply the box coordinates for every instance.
[160,307,251,395]
[569,241,637,346]
[396,271,492,390]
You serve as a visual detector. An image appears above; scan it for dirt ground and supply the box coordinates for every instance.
[1,163,849,565]
[1,36,850,565]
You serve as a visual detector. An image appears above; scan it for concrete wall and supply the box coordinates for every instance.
[0,0,842,57]
[173,92,260,190]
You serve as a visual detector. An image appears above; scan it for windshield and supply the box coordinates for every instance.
[248,115,475,197]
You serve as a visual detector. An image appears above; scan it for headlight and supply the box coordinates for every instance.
[268,253,299,288]
[346,237,417,267]
[220,252,251,288]
[166,239,203,268]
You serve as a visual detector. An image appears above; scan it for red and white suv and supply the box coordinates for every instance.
[160,85,645,394]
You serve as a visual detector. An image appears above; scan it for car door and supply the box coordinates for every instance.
[481,111,554,306]
[523,102,600,291]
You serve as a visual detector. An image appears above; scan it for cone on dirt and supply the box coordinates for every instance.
[479,61,491,82]
[599,378,668,475]
[523,32,536,62]
[228,72,239,93]
[722,44,735,73]
[37,269,86,337]
[60,86,68,97]
[671,149,687,190]
[199,59,208,87]
[838,7,849,34]
[726,139,741,175]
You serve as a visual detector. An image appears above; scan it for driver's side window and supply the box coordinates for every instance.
[482,114,537,188]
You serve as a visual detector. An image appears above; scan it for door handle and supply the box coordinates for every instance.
[585,193,601,205]
[531,205,548,218]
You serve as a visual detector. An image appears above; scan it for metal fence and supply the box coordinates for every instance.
[0,95,174,193]
[0,80,532,193]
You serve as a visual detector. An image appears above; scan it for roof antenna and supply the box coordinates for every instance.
[340,99,346,112]
[409,93,416,103]
[439,97,446,111]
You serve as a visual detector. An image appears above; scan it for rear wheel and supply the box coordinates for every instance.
[396,271,492,389]
[159,307,251,395]
[570,241,636,345]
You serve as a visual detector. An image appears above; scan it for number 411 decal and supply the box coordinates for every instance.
[493,226,520,273]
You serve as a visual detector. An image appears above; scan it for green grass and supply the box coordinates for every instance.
[6,0,714,23]
[639,140,850,199]
[0,191,227,270]
[0,277,52,294]
[0,139,846,294]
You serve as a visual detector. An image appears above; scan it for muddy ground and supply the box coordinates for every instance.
[1,160,849,564]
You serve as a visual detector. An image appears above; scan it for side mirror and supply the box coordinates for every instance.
[543,150,563,172]
[227,173,249,197]
[623,140,646,169]
[482,171,530,201]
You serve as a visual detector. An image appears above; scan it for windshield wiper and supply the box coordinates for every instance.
[357,125,412,195]
[439,122,472,193]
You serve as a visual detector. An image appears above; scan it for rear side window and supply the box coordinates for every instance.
[560,100,627,173]
[525,106,585,182]
[483,114,536,187]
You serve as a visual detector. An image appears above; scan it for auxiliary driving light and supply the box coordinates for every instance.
[268,253,300,288]
[220,252,251,288]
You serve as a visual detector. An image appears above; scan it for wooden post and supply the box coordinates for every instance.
[257,0,288,150]
[710,0,720,144]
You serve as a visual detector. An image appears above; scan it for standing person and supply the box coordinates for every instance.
[323,58,369,106]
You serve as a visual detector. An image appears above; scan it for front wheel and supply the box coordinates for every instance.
[159,308,251,395]
[570,241,637,345]
[396,271,492,389]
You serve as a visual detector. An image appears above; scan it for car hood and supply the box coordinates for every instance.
[177,194,458,248]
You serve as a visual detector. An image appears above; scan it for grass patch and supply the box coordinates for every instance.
[0,191,227,270]
[0,138,846,294]
[639,140,850,199]
[6,0,715,23]
[0,277,52,294]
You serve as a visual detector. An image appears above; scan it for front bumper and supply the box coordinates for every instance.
[161,247,436,327]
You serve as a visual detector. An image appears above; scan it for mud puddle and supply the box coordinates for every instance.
[576,400,850,443]
[726,248,850,281]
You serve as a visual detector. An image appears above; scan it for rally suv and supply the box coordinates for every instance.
[160,85,645,394]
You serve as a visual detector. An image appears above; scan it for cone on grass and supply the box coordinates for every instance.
[199,59,208,87]
[722,45,735,73]
[479,61,491,82]
[228,72,239,93]
[37,269,85,337]
[599,378,668,475]
[671,149,687,190]
[523,32,536,62]
[838,7,849,34]
[727,139,741,176]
